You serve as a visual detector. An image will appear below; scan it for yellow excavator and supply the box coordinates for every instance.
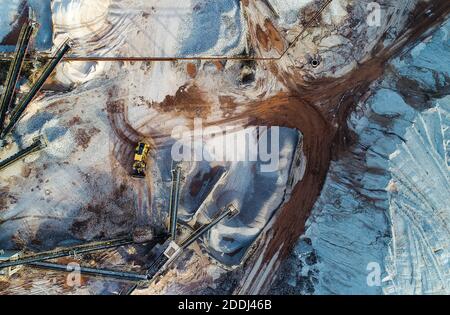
[132,142,150,178]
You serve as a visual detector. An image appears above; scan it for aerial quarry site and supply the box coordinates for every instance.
[0,0,448,297]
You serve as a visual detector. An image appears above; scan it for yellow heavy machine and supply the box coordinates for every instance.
[132,142,150,178]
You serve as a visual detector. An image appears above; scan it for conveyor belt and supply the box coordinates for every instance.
[0,22,36,134]
[261,0,280,18]
[29,261,149,282]
[168,164,182,241]
[179,204,238,250]
[146,252,170,280]
[0,40,71,139]
[0,136,45,172]
[0,237,133,269]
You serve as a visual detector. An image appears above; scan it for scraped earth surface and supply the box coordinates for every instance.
[0,0,449,295]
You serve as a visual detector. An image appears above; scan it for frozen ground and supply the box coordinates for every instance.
[52,0,248,90]
[52,0,246,58]
[273,19,450,295]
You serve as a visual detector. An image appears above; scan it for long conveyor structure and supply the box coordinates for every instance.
[0,21,36,135]
[0,136,46,172]
[0,39,71,139]
[179,205,239,250]
[29,261,149,282]
[2,235,169,282]
[146,204,239,282]
[0,237,134,269]
[168,164,182,241]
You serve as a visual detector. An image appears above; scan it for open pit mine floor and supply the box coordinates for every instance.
[0,0,449,295]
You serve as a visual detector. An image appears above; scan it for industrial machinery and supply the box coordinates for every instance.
[29,261,149,282]
[0,237,134,270]
[0,38,71,140]
[0,236,168,282]
[0,250,23,280]
[0,21,36,135]
[146,204,239,282]
[2,152,238,290]
[131,142,151,178]
[0,136,46,172]
[168,163,182,240]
